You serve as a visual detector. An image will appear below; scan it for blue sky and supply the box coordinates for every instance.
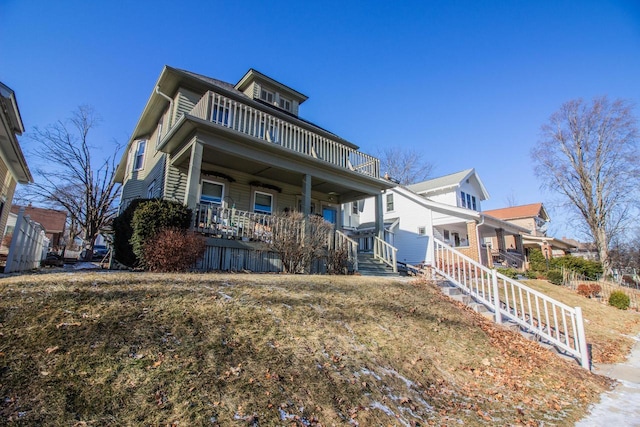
[2,0,639,239]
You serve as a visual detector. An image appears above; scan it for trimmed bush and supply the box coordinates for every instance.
[551,255,602,280]
[528,248,547,272]
[497,267,519,279]
[546,270,563,285]
[112,198,152,268]
[142,228,206,272]
[526,270,541,280]
[609,291,630,310]
[131,199,192,266]
[577,283,602,298]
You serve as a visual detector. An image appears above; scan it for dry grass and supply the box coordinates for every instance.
[0,272,615,425]
[523,279,640,364]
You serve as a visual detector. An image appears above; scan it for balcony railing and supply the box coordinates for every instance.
[190,91,380,178]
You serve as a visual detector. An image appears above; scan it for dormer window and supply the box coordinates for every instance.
[260,88,274,103]
[279,97,291,111]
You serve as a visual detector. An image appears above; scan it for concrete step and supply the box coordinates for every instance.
[450,294,472,304]
[468,302,489,313]
[441,287,462,296]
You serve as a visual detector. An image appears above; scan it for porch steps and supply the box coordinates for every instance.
[438,286,578,362]
[357,253,398,277]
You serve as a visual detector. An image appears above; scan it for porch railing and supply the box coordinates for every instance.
[374,236,398,273]
[193,204,280,241]
[190,91,380,178]
[335,230,358,272]
[433,238,590,369]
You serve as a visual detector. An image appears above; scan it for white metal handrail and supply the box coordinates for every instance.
[373,236,398,273]
[335,230,358,272]
[190,91,380,178]
[433,238,589,369]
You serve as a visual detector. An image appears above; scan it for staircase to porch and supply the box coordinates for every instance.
[416,238,591,369]
[357,252,399,276]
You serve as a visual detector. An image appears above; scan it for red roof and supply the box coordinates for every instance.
[10,205,67,233]
[483,203,549,221]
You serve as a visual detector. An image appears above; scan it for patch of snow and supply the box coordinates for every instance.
[74,262,101,270]
[217,292,232,300]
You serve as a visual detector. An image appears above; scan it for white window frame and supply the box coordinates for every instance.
[279,96,291,111]
[460,191,466,208]
[253,190,274,215]
[418,226,426,236]
[147,180,156,199]
[133,140,146,171]
[352,201,359,215]
[199,180,225,206]
[386,193,394,212]
[155,116,163,150]
[260,88,274,103]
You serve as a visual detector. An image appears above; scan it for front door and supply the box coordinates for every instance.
[322,207,337,224]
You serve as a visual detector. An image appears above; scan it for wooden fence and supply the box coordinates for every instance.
[563,269,640,311]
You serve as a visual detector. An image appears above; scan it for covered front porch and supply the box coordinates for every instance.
[432,215,529,270]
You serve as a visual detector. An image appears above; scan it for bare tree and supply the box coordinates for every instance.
[377,146,433,185]
[531,97,640,273]
[27,105,121,260]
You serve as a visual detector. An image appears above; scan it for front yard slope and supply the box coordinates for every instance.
[0,273,611,425]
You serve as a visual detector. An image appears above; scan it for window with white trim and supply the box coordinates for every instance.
[200,181,224,206]
[352,202,359,215]
[460,191,466,208]
[386,193,394,212]
[133,140,146,171]
[260,88,274,103]
[147,180,156,199]
[254,191,273,215]
[418,226,426,236]
[155,117,163,149]
[279,97,291,111]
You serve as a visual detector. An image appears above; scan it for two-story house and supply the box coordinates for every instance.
[484,203,574,264]
[114,66,394,272]
[0,82,32,243]
[347,169,528,268]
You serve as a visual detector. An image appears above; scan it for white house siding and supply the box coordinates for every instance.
[426,191,458,207]
[387,190,433,265]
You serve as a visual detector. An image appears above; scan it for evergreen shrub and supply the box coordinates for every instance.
[608,291,630,310]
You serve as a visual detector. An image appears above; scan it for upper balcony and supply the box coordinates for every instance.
[188,90,380,179]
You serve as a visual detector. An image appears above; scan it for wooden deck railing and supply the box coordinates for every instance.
[190,91,380,178]
[433,238,590,369]
[374,236,398,272]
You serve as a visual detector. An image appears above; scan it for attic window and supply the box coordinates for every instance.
[279,97,291,111]
[260,88,274,103]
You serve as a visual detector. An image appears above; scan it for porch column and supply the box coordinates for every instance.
[496,228,506,253]
[515,234,524,254]
[375,192,384,239]
[466,221,480,263]
[184,141,203,209]
[301,174,312,216]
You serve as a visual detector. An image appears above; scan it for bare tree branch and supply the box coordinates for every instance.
[376,146,433,185]
[531,96,640,273]
[25,105,122,260]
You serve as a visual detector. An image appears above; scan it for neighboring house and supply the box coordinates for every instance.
[114,66,394,271]
[483,203,574,265]
[0,82,32,243]
[561,237,598,261]
[348,169,529,268]
[8,204,67,249]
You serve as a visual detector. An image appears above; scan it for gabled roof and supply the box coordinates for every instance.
[10,205,67,233]
[406,168,490,200]
[483,203,550,222]
[235,69,308,104]
[391,186,530,234]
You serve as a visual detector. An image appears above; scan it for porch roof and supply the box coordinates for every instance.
[523,235,575,250]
